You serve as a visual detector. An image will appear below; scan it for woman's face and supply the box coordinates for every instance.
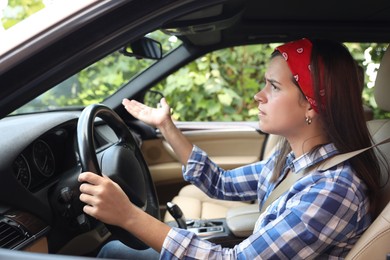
[254,55,310,138]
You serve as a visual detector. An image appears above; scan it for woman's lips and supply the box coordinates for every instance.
[258,108,266,116]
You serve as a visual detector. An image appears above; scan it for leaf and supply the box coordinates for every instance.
[218,93,233,106]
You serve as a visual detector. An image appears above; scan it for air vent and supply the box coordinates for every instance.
[0,220,27,249]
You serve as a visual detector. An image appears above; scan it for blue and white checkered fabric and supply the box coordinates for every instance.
[160,144,371,259]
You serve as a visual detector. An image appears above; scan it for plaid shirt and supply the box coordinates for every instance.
[160,144,371,259]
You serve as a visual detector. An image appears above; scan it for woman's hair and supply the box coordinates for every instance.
[271,39,382,217]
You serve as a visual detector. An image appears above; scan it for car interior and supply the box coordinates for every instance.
[0,0,390,259]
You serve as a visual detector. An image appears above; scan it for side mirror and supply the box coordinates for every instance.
[121,37,162,60]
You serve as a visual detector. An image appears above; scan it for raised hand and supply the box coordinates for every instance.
[122,98,171,128]
[123,97,193,165]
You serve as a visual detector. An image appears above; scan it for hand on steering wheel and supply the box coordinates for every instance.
[79,173,135,227]
[76,104,160,249]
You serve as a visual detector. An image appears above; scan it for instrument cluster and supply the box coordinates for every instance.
[12,126,78,192]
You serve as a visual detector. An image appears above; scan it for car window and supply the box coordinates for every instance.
[11,30,181,115]
[148,44,277,122]
[149,43,388,122]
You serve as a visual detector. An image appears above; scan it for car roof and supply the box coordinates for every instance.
[165,0,390,46]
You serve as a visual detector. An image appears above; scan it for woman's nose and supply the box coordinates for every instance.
[254,89,265,103]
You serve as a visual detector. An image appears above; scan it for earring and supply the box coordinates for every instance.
[305,116,312,125]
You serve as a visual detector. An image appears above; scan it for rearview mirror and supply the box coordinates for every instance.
[144,90,165,108]
[121,37,162,60]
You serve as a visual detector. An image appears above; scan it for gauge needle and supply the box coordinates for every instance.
[43,155,47,167]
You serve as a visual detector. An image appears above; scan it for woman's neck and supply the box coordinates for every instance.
[288,133,329,157]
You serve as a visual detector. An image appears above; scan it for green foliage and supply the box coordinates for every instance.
[152,44,278,121]
[57,52,154,107]
[50,30,179,108]
[1,0,44,29]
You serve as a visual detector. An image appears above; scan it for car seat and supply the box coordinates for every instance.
[345,45,390,259]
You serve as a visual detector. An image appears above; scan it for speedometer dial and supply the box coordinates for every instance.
[13,154,31,188]
[33,140,55,177]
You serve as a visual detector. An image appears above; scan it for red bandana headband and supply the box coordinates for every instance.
[275,38,323,113]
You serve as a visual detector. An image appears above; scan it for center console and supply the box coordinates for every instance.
[168,218,244,248]
[166,202,261,248]
[165,201,262,248]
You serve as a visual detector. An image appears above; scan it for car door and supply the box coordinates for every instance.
[141,121,267,206]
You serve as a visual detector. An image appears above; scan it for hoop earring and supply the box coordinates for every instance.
[305,116,312,125]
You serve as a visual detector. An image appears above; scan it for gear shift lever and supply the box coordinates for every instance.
[166,202,187,229]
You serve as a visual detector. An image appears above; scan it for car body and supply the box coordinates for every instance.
[0,0,389,259]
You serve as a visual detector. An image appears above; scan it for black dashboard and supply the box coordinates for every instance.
[12,124,78,192]
[0,110,129,251]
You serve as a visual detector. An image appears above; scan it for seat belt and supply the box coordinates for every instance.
[260,137,390,214]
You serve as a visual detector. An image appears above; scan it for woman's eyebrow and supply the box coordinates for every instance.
[265,76,281,85]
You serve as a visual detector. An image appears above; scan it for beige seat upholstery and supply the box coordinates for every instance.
[164,134,282,222]
[346,45,390,259]
[164,184,251,222]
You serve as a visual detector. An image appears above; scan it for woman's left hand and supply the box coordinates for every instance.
[78,172,135,228]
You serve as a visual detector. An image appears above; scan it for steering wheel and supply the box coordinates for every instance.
[77,104,160,249]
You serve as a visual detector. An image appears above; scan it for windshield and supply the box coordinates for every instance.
[11,30,181,115]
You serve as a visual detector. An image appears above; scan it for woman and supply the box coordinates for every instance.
[78,38,381,259]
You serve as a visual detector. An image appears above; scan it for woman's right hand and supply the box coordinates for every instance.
[122,98,171,128]
[124,97,193,165]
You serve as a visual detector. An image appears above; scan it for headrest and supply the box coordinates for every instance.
[374,45,390,112]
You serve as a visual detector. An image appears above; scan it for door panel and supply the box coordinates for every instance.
[140,121,267,205]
